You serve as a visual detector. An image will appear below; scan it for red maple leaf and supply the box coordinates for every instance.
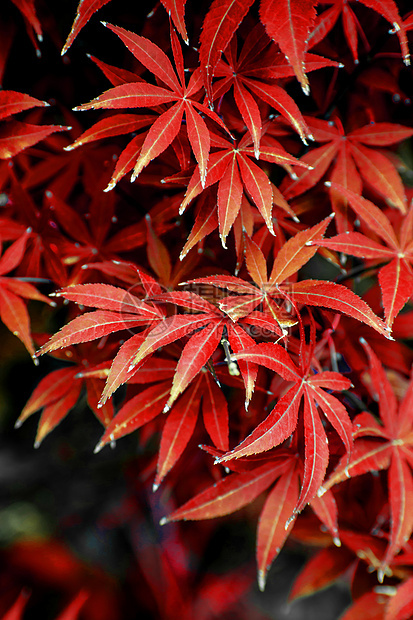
[178,127,310,247]
[321,339,413,582]
[16,339,117,447]
[310,183,413,328]
[213,26,316,150]
[94,354,230,489]
[311,0,410,66]
[280,117,413,231]
[162,438,342,590]
[0,230,54,360]
[74,22,230,190]
[214,329,353,521]
[184,217,391,338]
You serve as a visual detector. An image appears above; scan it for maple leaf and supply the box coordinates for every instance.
[214,338,352,519]
[161,456,292,572]
[93,353,230,488]
[184,217,392,338]
[280,117,413,231]
[42,189,128,282]
[16,339,116,447]
[212,27,314,151]
[311,0,410,66]
[162,440,341,590]
[260,0,318,95]
[321,339,413,582]
[97,356,229,448]
[0,230,54,361]
[74,22,229,189]
[178,128,310,247]
[125,287,271,411]
[310,183,413,327]
[38,275,247,416]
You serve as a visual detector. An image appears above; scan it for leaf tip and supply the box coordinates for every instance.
[34,440,41,449]
[94,442,103,454]
[100,21,108,27]
[14,419,23,429]
[258,570,266,592]
[324,181,332,188]
[104,181,115,192]
[333,536,341,547]
[219,234,228,250]
[159,517,168,526]
[152,481,159,492]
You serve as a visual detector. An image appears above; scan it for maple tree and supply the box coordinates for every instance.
[2,0,413,618]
